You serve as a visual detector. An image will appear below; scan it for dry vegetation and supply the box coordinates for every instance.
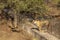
[0,0,60,40]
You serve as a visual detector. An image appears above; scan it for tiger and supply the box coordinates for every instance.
[32,19,49,32]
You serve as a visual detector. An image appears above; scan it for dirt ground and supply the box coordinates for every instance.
[0,20,33,40]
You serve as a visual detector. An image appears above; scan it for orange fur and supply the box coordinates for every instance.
[33,20,49,32]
